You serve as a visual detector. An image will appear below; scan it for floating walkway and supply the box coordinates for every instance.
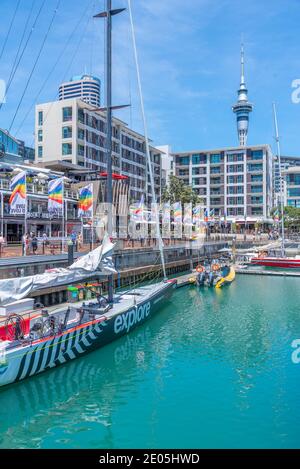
[235,268,300,277]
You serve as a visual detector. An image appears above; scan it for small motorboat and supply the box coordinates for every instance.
[192,262,235,288]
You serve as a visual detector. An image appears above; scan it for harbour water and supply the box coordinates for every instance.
[0,275,300,448]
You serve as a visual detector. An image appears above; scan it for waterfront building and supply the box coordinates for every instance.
[232,45,253,147]
[282,166,300,208]
[173,144,273,227]
[273,155,300,206]
[0,128,35,164]
[59,75,101,107]
[0,162,80,242]
[35,98,163,204]
[156,144,174,187]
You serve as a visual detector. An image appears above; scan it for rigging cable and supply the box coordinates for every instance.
[27,3,94,149]
[15,0,93,137]
[5,0,37,106]
[0,0,46,113]
[0,0,22,62]
[9,0,61,133]
[127,0,167,280]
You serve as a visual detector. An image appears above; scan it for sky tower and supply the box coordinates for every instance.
[232,44,253,146]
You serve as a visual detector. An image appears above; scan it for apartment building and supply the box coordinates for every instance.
[173,144,273,226]
[35,98,162,204]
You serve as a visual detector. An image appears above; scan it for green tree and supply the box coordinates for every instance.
[162,175,202,205]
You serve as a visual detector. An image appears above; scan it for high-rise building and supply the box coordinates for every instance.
[232,45,253,147]
[282,166,300,208]
[35,98,162,203]
[59,75,101,107]
[173,144,273,227]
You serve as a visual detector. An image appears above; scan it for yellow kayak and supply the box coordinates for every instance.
[215,266,235,288]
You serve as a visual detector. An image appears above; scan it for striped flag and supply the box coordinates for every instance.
[78,184,93,218]
[48,178,64,215]
[9,171,26,215]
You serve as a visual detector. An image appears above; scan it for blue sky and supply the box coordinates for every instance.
[0,0,300,155]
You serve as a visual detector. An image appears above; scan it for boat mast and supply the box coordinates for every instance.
[272,102,285,257]
[94,1,125,303]
[127,0,167,280]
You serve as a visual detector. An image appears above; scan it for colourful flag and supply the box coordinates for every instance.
[204,208,209,223]
[131,194,145,222]
[48,178,64,215]
[173,202,182,223]
[162,202,171,238]
[9,171,26,215]
[273,209,279,222]
[78,184,93,218]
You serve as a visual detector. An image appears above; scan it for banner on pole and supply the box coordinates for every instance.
[162,202,171,238]
[78,183,93,218]
[173,202,182,238]
[48,178,64,216]
[9,171,26,215]
[183,203,192,238]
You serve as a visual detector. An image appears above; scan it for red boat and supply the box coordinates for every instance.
[251,255,300,268]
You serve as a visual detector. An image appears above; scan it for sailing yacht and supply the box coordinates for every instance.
[0,1,176,388]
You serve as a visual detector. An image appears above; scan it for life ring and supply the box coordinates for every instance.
[212,263,220,271]
[196,265,204,273]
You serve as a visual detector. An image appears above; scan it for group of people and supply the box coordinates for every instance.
[22,232,40,255]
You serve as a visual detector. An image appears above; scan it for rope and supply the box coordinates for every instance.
[9,0,61,133]
[127,0,167,280]
[0,0,46,113]
[0,0,22,62]
[15,0,93,136]
[27,1,94,149]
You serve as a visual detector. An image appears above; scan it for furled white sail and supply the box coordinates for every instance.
[0,235,116,306]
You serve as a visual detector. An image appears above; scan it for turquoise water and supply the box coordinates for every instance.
[0,275,300,449]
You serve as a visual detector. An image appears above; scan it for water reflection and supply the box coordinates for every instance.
[0,276,299,448]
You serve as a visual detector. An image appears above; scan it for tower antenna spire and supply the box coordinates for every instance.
[232,41,253,146]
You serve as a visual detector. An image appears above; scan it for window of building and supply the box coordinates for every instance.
[62,126,72,139]
[62,143,72,155]
[78,144,85,156]
[251,207,263,215]
[177,156,190,165]
[248,163,263,172]
[251,174,263,182]
[38,130,43,142]
[38,111,43,126]
[288,199,300,208]
[228,164,243,173]
[62,107,72,122]
[192,154,206,164]
[228,186,243,194]
[227,153,244,162]
[251,196,263,204]
[38,146,43,158]
[210,153,221,164]
[251,150,263,160]
[288,187,300,197]
[78,108,84,124]
[179,169,189,176]
[287,174,300,185]
[210,166,221,174]
[251,185,263,193]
